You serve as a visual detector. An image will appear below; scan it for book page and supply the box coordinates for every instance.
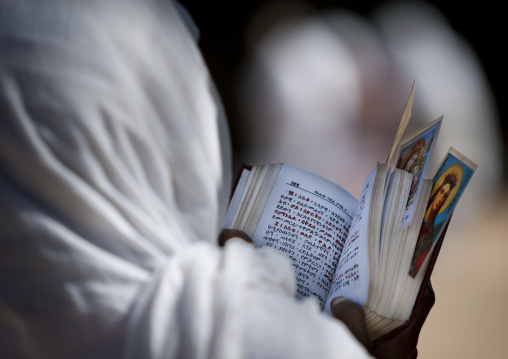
[324,164,380,312]
[251,163,358,309]
[386,82,415,167]
[378,170,396,252]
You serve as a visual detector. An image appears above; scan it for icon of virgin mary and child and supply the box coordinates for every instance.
[398,138,428,206]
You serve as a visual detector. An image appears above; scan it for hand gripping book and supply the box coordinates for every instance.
[223,83,477,341]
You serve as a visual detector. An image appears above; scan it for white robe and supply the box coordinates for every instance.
[0,0,371,358]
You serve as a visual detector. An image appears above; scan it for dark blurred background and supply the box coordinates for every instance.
[181,1,508,357]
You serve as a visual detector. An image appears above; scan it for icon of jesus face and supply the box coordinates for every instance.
[431,183,451,212]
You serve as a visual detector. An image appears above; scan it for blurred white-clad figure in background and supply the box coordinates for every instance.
[239,8,360,196]
[239,3,410,198]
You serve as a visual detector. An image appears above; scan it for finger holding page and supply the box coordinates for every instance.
[218,228,254,247]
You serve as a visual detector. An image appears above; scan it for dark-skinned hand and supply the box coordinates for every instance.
[218,228,254,247]
[330,283,435,358]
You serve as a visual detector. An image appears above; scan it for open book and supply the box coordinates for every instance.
[223,84,477,341]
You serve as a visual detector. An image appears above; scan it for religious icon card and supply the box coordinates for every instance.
[396,116,443,226]
[409,147,477,277]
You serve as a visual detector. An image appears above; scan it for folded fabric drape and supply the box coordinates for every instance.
[0,0,370,358]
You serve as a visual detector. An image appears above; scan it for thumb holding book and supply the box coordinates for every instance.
[218,228,254,247]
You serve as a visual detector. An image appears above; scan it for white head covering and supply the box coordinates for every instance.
[0,1,370,358]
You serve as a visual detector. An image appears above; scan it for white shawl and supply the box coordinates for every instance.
[0,0,370,358]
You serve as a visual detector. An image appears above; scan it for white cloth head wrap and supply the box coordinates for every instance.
[0,1,370,358]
